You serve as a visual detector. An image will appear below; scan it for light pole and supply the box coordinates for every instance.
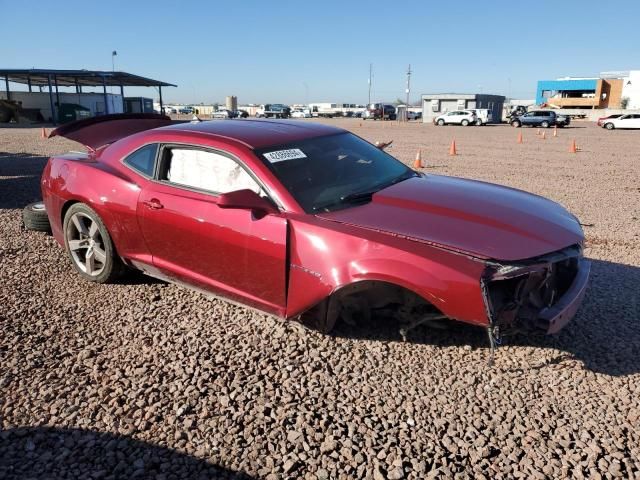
[405,64,412,121]
[368,63,372,105]
[112,50,118,72]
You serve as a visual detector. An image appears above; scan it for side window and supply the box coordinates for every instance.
[160,147,261,194]
[124,144,158,177]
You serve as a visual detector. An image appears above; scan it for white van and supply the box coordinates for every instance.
[467,108,491,126]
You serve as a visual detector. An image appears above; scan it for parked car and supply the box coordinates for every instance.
[41,114,589,344]
[363,103,397,121]
[602,113,640,130]
[406,110,422,121]
[597,114,623,127]
[212,109,233,119]
[434,110,477,126]
[178,106,194,115]
[291,109,311,118]
[466,108,490,126]
[510,110,570,128]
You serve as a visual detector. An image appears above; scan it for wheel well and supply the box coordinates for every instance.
[298,280,446,335]
[60,200,80,225]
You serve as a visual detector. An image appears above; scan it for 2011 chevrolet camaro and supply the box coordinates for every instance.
[42,114,590,345]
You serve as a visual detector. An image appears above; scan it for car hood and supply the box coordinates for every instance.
[316,175,584,261]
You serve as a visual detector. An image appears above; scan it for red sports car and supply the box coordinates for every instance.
[41,114,590,345]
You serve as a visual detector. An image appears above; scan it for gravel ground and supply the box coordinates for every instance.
[1,121,639,479]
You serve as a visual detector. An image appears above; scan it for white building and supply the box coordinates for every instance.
[617,71,640,109]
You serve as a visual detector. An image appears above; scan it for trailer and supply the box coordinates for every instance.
[256,104,291,118]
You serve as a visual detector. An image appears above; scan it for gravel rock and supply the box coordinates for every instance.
[1,124,639,479]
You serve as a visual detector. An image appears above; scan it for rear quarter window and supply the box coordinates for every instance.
[123,144,158,177]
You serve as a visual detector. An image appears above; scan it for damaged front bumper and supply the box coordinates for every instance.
[482,245,590,335]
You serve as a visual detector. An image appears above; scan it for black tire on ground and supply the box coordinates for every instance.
[437,119,445,126]
[511,120,521,127]
[461,119,469,126]
[63,203,124,283]
[22,202,51,232]
[541,121,550,128]
[605,122,615,130]
[476,119,483,126]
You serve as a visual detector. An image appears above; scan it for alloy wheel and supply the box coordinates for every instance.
[66,212,107,276]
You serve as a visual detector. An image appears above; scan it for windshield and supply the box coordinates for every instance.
[256,132,416,213]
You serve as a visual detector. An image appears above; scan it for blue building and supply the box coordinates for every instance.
[535,77,623,109]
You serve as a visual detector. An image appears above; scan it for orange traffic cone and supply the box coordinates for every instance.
[41,128,47,139]
[569,139,578,153]
[553,125,558,137]
[536,128,541,136]
[449,139,457,156]
[541,131,546,140]
[413,149,423,169]
[517,132,523,144]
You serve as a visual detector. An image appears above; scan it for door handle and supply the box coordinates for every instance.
[143,198,164,210]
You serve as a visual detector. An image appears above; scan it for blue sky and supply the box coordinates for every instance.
[2,0,639,104]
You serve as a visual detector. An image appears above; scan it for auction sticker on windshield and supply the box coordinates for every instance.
[263,149,307,163]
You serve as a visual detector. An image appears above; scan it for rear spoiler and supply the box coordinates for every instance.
[48,113,179,151]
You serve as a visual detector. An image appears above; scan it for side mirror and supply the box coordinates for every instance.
[217,189,278,215]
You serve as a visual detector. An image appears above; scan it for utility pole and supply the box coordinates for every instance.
[368,63,372,105]
[405,64,412,121]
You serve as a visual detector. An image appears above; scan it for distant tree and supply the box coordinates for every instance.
[621,97,630,109]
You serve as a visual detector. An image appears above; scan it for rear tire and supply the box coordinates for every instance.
[23,202,50,232]
[541,121,550,128]
[63,203,124,284]
[461,119,469,126]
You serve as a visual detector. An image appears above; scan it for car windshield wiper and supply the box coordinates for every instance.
[313,170,418,212]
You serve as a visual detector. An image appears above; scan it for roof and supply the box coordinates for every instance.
[0,69,176,87]
[162,119,345,149]
[421,93,506,100]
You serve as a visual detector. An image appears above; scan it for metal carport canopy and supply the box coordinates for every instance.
[1,69,176,124]
[0,69,176,87]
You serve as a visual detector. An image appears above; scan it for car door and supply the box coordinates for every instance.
[629,114,640,128]
[138,144,288,315]
[521,112,535,126]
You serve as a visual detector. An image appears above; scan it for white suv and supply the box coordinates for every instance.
[434,110,477,126]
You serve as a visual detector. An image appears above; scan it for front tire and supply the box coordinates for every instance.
[437,119,445,126]
[605,122,615,130]
[475,119,483,126]
[63,203,124,283]
[511,120,521,127]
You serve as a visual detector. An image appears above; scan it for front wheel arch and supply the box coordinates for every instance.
[298,280,446,334]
